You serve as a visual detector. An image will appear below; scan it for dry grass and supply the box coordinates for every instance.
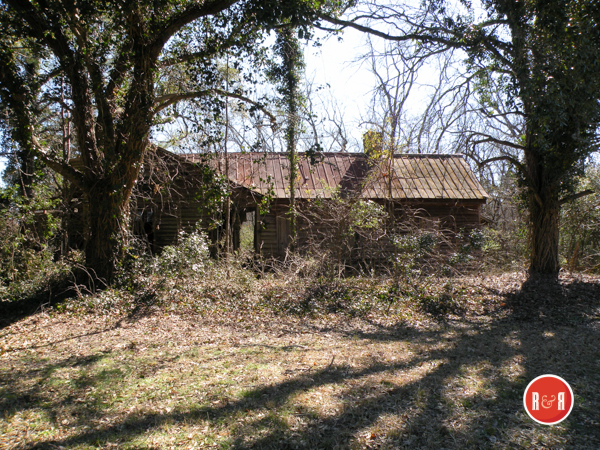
[1,272,600,449]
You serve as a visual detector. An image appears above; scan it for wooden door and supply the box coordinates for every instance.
[276,215,290,257]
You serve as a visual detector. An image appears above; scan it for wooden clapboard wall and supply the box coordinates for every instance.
[255,198,484,260]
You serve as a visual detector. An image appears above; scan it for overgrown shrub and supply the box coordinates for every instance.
[390,229,440,278]
[155,229,210,276]
[296,195,500,279]
[296,195,389,277]
[90,229,261,316]
[471,226,527,271]
[478,169,529,271]
[0,184,65,300]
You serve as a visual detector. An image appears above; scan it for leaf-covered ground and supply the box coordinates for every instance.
[1,272,600,449]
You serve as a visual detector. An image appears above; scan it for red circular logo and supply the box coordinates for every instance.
[523,375,574,425]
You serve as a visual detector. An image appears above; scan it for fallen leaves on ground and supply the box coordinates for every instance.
[1,272,599,449]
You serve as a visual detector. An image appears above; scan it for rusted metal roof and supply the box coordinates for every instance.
[183,152,488,201]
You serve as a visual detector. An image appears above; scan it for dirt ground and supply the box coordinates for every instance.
[1,272,600,449]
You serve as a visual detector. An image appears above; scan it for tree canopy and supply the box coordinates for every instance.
[0,0,338,281]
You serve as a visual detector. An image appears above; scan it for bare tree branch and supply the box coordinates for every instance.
[154,89,277,129]
[559,189,595,205]
[475,155,525,173]
[469,135,525,151]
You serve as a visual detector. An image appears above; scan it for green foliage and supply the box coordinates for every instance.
[258,173,276,215]
[447,229,489,267]
[192,158,231,231]
[263,278,385,317]
[349,199,387,232]
[391,230,440,278]
[269,27,306,106]
[72,246,256,317]
[268,25,306,241]
[390,223,508,279]
[417,282,464,317]
[239,213,255,251]
[362,129,384,159]
[156,230,210,276]
[0,183,63,299]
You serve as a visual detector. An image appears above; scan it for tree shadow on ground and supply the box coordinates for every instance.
[2,275,600,449]
[0,267,101,330]
[0,268,165,330]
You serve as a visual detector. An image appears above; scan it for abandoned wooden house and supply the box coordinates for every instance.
[136,149,489,259]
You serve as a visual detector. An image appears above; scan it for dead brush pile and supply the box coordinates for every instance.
[53,252,507,325]
[45,230,597,325]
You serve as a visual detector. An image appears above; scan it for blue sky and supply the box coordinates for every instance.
[304,28,374,148]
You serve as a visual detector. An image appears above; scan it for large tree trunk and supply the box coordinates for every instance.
[528,187,560,275]
[84,183,131,283]
[525,149,561,276]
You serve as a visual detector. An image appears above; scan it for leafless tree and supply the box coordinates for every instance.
[319,0,600,276]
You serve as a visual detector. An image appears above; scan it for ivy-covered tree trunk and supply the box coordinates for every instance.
[83,149,142,280]
[84,184,131,282]
[274,27,304,248]
[527,182,561,275]
[524,139,561,275]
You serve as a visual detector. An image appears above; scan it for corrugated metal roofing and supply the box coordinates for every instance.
[182,152,488,201]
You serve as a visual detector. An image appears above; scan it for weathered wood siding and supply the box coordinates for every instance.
[391,200,482,233]
[256,199,483,260]
[256,204,287,258]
